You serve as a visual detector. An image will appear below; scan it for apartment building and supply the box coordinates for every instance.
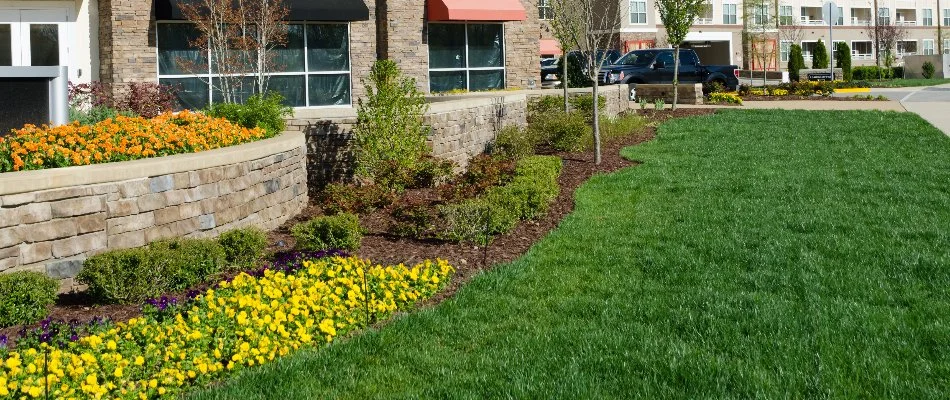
[1,0,542,110]
[538,0,949,69]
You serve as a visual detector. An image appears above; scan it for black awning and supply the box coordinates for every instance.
[156,0,370,21]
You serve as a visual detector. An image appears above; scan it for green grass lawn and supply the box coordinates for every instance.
[865,78,950,87]
[192,109,950,399]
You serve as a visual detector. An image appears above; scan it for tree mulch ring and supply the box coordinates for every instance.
[0,108,716,341]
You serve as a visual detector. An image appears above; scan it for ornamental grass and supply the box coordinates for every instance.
[0,111,269,173]
[0,256,454,399]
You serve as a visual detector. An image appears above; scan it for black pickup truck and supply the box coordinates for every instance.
[598,49,739,90]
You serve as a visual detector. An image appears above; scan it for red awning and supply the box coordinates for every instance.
[428,0,527,21]
[540,39,561,55]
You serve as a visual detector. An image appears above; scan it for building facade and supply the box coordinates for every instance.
[537,0,950,70]
[0,0,542,110]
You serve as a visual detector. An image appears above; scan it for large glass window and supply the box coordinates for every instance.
[428,23,504,93]
[922,9,932,26]
[157,22,350,109]
[722,3,737,24]
[630,0,647,24]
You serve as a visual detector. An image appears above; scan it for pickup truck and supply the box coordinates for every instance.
[598,48,739,90]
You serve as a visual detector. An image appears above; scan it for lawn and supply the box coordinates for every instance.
[192,109,950,399]
[865,78,950,88]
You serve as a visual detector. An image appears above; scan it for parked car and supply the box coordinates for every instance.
[598,48,739,90]
[551,49,623,87]
[540,57,560,86]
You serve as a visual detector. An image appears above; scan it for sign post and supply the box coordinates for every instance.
[822,2,839,80]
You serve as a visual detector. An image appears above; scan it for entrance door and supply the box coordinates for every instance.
[0,9,67,67]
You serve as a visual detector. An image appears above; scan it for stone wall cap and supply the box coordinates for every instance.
[0,131,305,195]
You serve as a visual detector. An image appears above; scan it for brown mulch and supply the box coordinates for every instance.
[0,108,716,341]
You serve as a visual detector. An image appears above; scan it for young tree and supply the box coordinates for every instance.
[562,0,622,165]
[864,18,907,79]
[812,39,829,69]
[656,0,708,110]
[179,0,289,104]
[788,44,805,81]
[550,0,582,112]
[743,0,778,87]
[835,42,852,81]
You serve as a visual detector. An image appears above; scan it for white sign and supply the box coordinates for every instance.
[821,2,840,23]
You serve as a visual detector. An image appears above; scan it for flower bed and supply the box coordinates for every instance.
[0,254,454,398]
[0,111,268,172]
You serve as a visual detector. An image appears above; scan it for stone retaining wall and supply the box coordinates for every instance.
[0,132,308,289]
[287,86,631,188]
[633,83,704,105]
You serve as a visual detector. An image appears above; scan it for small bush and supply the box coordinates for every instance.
[217,227,269,269]
[438,199,518,244]
[411,156,456,188]
[492,125,538,160]
[439,154,516,202]
[852,66,894,80]
[68,105,135,126]
[292,213,363,251]
[530,111,591,152]
[388,202,437,238]
[922,61,935,79]
[205,92,292,137]
[891,66,904,79]
[597,113,648,144]
[321,183,397,215]
[0,272,59,328]
[117,82,179,118]
[568,94,607,120]
[702,81,726,95]
[788,44,805,81]
[812,40,829,69]
[527,95,564,124]
[834,42,852,81]
[147,238,227,290]
[78,248,168,304]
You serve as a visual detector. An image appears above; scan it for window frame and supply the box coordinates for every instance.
[154,20,353,109]
[629,0,647,25]
[427,22,506,93]
[922,39,934,55]
[779,5,793,26]
[722,3,737,24]
[538,0,553,20]
[800,40,817,60]
[896,39,916,56]
[780,40,791,62]
[922,9,933,26]
[850,40,873,59]
[945,39,950,55]
[944,9,950,26]
[878,7,890,25]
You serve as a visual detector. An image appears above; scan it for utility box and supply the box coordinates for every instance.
[0,66,68,136]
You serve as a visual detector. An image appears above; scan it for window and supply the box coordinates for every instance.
[945,39,950,55]
[801,41,816,58]
[779,6,793,25]
[157,22,350,109]
[944,9,950,26]
[896,40,916,55]
[753,4,769,25]
[836,7,843,25]
[630,0,647,24]
[922,9,933,26]
[428,23,504,93]
[538,0,553,20]
[878,7,890,25]
[923,39,934,55]
[852,41,872,59]
[723,3,737,24]
[780,40,791,61]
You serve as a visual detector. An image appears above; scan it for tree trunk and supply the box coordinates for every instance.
[672,46,680,110]
[592,79,601,165]
[563,53,570,112]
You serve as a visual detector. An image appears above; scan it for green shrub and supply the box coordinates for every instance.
[492,125,539,160]
[147,238,227,290]
[439,155,561,243]
[812,39,829,69]
[527,95,564,124]
[204,92,292,137]
[568,94,607,120]
[834,42,852,81]
[530,111,591,152]
[891,66,904,79]
[598,113,648,144]
[78,248,168,304]
[922,61,935,79]
[411,156,456,188]
[0,272,59,327]
[321,183,397,215]
[439,155,516,202]
[292,213,363,251]
[788,44,805,81]
[68,105,136,126]
[555,53,592,88]
[388,202,436,238]
[217,227,269,269]
[353,60,430,191]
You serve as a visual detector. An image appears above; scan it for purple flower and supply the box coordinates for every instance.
[0,334,7,348]
[69,334,79,342]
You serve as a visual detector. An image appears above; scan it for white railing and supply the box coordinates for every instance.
[852,53,874,60]
[851,18,870,25]
[695,17,714,24]
[896,20,917,26]
[801,17,826,25]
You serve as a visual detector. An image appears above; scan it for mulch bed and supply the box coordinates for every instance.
[0,108,716,340]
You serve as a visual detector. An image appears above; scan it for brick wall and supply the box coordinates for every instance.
[98,0,158,97]
[505,0,541,90]
[380,0,429,93]
[0,134,308,289]
[350,4,378,102]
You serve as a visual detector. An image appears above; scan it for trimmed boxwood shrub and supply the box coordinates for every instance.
[217,227,269,269]
[292,213,363,251]
[0,272,59,328]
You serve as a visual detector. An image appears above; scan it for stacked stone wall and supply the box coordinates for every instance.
[0,133,308,289]
[98,0,158,97]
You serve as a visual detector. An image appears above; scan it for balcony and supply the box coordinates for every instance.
[896,9,917,26]
[801,16,826,25]
[800,7,825,25]
[851,8,871,25]
[852,52,874,60]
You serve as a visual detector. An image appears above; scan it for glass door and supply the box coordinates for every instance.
[0,10,18,66]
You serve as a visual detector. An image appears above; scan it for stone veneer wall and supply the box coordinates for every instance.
[0,133,308,289]
[98,0,158,97]
[288,85,631,188]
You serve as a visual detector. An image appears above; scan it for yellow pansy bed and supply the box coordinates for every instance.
[0,111,268,173]
[0,256,454,399]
